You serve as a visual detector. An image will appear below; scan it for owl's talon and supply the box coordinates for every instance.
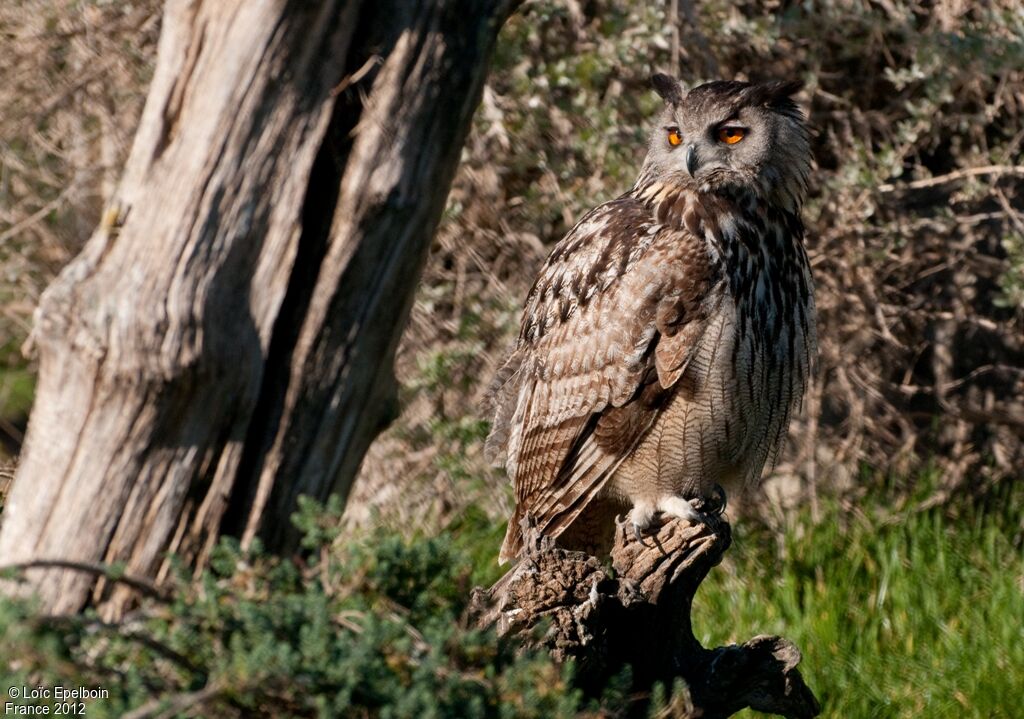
[658,495,708,526]
[628,501,656,545]
[690,485,728,517]
[709,484,727,516]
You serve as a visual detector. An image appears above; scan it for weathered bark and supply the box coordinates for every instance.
[0,0,518,616]
[471,516,821,719]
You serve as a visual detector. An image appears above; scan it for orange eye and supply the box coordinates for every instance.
[718,127,745,145]
[667,128,683,146]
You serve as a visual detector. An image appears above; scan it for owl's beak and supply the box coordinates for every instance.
[684,144,699,177]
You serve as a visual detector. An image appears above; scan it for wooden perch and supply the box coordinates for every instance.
[471,514,820,719]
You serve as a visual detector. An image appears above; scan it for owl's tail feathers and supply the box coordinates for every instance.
[484,350,524,466]
[498,505,527,565]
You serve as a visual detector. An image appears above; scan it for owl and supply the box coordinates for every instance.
[486,75,816,563]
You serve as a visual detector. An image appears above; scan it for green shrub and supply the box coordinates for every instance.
[0,501,587,718]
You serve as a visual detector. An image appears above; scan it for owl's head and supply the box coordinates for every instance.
[640,75,810,211]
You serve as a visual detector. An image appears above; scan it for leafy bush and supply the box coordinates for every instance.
[0,501,588,718]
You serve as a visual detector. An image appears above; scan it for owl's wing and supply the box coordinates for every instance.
[486,193,723,562]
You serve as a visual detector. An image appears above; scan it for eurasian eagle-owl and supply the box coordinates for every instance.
[486,75,817,563]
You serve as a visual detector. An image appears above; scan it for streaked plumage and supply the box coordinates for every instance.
[487,77,817,563]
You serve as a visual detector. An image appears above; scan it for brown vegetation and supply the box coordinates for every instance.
[0,1,161,453]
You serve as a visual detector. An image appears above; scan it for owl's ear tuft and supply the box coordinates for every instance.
[753,79,805,119]
[767,79,804,101]
[651,73,683,105]
[753,79,803,106]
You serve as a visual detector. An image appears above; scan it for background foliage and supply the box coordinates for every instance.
[1,0,1022,717]
[351,0,1024,533]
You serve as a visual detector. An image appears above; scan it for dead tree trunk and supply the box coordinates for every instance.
[0,0,518,617]
[471,517,821,719]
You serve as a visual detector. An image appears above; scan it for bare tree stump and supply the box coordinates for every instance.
[471,516,820,719]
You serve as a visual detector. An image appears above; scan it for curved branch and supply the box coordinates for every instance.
[1,559,169,600]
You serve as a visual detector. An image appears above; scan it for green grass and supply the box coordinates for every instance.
[0,365,33,466]
[0,366,33,420]
[693,490,1024,718]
